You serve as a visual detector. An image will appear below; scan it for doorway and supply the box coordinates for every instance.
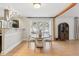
[58,23,69,41]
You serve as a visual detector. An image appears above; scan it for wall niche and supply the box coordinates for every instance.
[12,20,19,28]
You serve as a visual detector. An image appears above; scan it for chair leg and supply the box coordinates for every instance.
[34,41,36,52]
[28,41,29,48]
[50,41,52,49]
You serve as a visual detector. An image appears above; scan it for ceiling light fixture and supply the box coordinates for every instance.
[33,3,41,8]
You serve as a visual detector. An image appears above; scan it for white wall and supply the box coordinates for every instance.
[3,28,23,54]
[0,17,25,54]
[55,17,75,40]
[18,18,31,40]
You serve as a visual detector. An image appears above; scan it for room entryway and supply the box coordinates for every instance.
[58,23,69,41]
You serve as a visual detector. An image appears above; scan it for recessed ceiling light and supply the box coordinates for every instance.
[33,3,41,8]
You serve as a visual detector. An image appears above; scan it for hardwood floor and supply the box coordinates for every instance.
[2,40,79,56]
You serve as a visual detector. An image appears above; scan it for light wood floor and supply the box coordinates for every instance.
[2,40,79,56]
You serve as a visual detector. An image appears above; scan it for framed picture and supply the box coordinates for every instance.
[12,20,19,28]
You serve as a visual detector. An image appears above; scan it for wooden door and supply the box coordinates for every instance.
[58,23,69,40]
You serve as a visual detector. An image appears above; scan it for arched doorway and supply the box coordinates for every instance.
[58,23,69,41]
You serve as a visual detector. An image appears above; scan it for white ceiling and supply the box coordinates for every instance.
[0,3,70,17]
[61,3,79,17]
